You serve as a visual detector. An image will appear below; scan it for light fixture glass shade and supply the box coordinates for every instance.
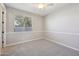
[38,3,47,9]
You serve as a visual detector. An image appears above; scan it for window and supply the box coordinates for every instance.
[14,15,32,32]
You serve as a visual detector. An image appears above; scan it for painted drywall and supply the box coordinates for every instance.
[6,7,44,46]
[45,4,79,50]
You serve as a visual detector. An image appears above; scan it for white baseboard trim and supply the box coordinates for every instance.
[6,38,42,47]
[46,38,79,52]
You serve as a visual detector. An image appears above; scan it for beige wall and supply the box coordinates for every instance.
[6,7,44,46]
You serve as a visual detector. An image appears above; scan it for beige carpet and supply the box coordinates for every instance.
[1,39,79,56]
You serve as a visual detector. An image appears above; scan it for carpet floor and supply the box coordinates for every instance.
[1,39,79,56]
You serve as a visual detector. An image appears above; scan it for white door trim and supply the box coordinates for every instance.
[0,4,6,48]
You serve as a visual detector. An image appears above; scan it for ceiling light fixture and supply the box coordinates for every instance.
[37,3,48,9]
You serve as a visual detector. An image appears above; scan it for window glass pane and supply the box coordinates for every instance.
[14,15,32,32]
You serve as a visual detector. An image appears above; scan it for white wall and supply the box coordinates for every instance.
[6,7,44,46]
[45,4,79,50]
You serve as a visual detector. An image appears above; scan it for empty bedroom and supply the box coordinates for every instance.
[0,3,79,56]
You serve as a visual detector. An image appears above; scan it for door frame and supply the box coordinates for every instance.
[0,3,6,48]
[0,4,3,55]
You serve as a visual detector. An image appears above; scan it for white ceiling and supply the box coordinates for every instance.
[5,3,69,16]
